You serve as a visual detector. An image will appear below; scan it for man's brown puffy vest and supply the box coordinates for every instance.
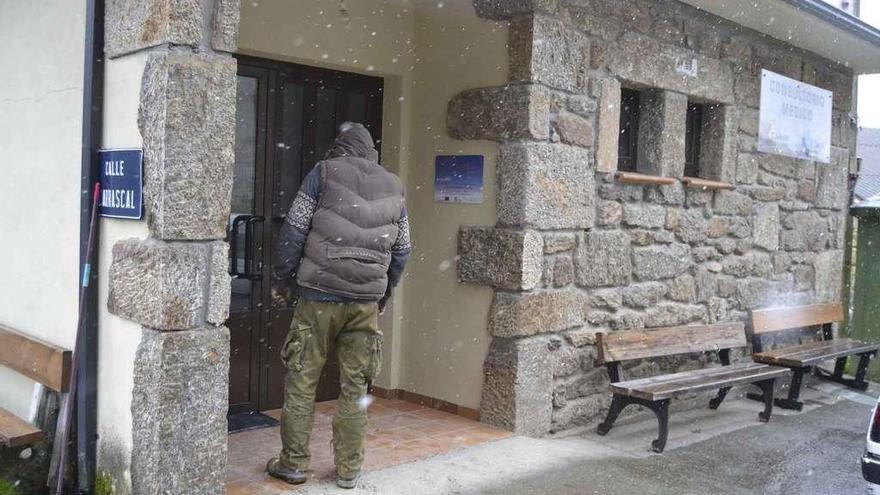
[296,157,405,300]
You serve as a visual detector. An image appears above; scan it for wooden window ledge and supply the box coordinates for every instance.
[614,172,676,186]
[682,177,733,190]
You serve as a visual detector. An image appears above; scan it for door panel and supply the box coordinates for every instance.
[229,56,384,413]
[228,68,267,414]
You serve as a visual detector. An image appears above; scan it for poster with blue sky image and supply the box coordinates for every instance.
[434,155,484,204]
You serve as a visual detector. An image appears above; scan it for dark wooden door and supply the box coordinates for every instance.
[228,56,384,413]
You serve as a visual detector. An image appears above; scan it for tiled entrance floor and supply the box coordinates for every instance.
[226,397,510,494]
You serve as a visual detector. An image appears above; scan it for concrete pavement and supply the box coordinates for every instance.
[289,381,878,495]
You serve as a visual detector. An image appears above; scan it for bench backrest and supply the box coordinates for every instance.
[0,324,71,392]
[750,303,843,335]
[596,322,746,365]
[749,303,843,352]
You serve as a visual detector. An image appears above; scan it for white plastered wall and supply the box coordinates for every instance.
[0,0,86,419]
[238,0,507,409]
[399,1,506,410]
[95,51,151,491]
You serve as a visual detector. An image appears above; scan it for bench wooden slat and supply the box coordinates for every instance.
[609,362,765,390]
[753,338,880,367]
[0,324,71,392]
[611,363,790,401]
[597,323,746,364]
[751,303,844,335]
[0,407,43,448]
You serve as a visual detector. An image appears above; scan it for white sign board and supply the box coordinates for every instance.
[758,69,833,163]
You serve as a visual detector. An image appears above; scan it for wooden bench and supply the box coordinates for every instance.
[0,324,71,448]
[748,302,880,411]
[595,322,791,453]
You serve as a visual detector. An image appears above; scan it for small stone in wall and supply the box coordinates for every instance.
[708,297,730,323]
[707,216,729,238]
[630,230,655,246]
[565,328,596,347]
[623,204,666,228]
[742,186,786,202]
[645,303,706,328]
[715,238,737,255]
[575,230,632,287]
[717,276,737,298]
[728,217,752,239]
[677,209,710,244]
[793,265,815,291]
[753,252,774,277]
[686,189,713,207]
[646,183,685,206]
[722,254,754,278]
[695,268,716,302]
[552,256,575,287]
[611,311,646,330]
[753,203,781,251]
[669,274,697,303]
[544,233,577,254]
[736,154,759,184]
[693,246,720,263]
[714,190,753,216]
[590,288,622,309]
[735,278,773,310]
[632,243,692,280]
[586,310,612,326]
[567,95,598,117]
[665,208,680,230]
[797,179,818,202]
[622,282,668,308]
[597,200,623,226]
[814,250,844,302]
[553,112,595,148]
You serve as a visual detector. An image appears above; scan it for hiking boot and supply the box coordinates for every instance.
[336,473,361,489]
[266,457,308,485]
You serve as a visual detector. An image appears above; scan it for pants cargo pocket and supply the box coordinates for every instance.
[281,323,311,372]
[364,333,383,381]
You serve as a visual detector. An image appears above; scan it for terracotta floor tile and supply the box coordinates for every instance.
[380,399,427,412]
[368,412,428,431]
[227,397,505,493]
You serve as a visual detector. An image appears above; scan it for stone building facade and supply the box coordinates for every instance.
[4,0,872,493]
[455,0,857,435]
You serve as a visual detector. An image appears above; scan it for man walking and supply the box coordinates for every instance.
[266,122,411,489]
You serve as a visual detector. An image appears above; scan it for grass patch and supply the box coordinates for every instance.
[0,478,18,495]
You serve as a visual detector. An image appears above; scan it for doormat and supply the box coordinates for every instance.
[227,412,280,434]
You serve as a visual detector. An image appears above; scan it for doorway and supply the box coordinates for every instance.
[227,56,384,414]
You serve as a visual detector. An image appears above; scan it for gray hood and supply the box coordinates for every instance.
[325,122,379,162]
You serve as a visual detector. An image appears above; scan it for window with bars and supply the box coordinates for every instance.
[684,101,704,178]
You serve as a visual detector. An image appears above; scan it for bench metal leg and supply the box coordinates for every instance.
[854,353,873,390]
[708,387,731,410]
[833,356,847,379]
[649,399,670,453]
[755,379,775,422]
[597,395,671,453]
[816,352,876,391]
[747,367,806,411]
[596,394,628,436]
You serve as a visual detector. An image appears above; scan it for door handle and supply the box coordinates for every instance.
[229,214,253,278]
[244,216,265,281]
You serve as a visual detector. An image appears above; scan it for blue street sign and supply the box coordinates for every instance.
[99,148,143,219]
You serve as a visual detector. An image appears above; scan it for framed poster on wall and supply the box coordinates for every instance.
[757,69,833,163]
[434,155,484,204]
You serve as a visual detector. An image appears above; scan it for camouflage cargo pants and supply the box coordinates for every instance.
[278,299,383,478]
